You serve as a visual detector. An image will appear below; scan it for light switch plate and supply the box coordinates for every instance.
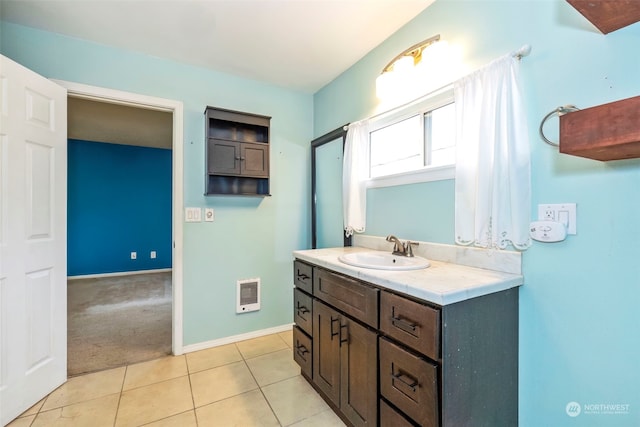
[185,207,202,222]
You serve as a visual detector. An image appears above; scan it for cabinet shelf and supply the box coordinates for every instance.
[205,106,271,196]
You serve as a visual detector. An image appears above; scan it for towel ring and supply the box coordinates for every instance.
[539,105,580,147]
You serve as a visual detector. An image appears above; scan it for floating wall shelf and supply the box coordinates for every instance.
[559,95,640,161]
[566,0,640,34]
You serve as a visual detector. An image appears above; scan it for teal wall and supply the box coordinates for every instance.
[67,140,172,276]
[1,22,313,345]
[315,1,640,426]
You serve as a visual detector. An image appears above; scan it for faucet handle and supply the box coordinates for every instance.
[403,241,418,257]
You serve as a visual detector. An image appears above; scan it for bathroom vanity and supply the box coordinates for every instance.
[292,237,523,427]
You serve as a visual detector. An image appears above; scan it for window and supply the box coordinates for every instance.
[367,88,455,187]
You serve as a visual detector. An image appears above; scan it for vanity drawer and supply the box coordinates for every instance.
[380,337,439,427]
[313,268,379,328]
[293,325,312,378]
[380,291,440,361]
[293,260,313,294]
[294,288,313,336]
[380,399,416,427]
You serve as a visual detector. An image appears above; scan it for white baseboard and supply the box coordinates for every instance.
[182,323,294,354]
[67,268,172,280]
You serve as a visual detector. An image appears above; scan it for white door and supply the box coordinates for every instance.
[0,55,67,426]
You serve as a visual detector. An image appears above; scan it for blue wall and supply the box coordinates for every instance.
[0,20,313,346]
[314,1,640,426]
[67,139,172,276]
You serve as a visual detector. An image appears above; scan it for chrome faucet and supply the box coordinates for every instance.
[386,235,418,257]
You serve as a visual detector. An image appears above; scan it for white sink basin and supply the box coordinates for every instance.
[338,251,430,271]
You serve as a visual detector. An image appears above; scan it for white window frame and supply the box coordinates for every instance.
[367,86,455,189]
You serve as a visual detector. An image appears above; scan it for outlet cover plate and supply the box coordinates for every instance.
[537,203,577,235]
[205,208,215,222]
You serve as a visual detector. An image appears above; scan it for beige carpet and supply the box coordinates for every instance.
[67,272,172,377]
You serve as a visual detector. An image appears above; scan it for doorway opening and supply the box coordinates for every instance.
[56,80,184,375]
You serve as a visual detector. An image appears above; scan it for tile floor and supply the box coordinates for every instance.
[9,331,346,427]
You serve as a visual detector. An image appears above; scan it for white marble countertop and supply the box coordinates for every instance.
[293,246,523,306]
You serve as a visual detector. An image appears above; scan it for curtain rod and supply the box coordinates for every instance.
[345,44,532,130]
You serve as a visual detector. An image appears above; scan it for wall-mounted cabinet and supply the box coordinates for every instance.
[204,106,271,196]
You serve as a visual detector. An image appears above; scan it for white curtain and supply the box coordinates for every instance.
[454,53,531,250]
[343,120,370,237]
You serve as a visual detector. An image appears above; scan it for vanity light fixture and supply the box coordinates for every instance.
[376,34,449,101]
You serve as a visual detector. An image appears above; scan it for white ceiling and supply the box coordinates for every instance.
[1,0,434,93]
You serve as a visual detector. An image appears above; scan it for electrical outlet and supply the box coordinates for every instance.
[538,203,577,235]
[205,208,215,222]
[131,251,137,260]
[150,251,156,259]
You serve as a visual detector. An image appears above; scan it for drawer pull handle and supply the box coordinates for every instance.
[297,271,310,281]
[330,317,340,339]
[392,316,417,334]
[392,372,418,393]
[296,303,309,314]
[339,323,348,345]
[295,345,309,357]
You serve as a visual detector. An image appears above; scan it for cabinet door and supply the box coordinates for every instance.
[293,326,312,378]
[208,139,240,175]
[340,318,378,427]
[240,142,269,177]
[314,268,378,328]
[380,291,440,361]
[312,300,341,406]
[293,261,313,294]
[294,288,313,336]
[380,337,439,427]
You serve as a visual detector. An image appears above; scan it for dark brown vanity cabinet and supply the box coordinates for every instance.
[292,259,519,427]
[292,261,378,427]
[205,106,270,196]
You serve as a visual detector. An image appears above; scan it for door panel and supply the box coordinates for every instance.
[241,143,268,177]
[26,142,53,239]
[0,54,67,426]
[341,318,377,427]
[26,269,54,368]
[208,139,239,174]
[312,300,340,406]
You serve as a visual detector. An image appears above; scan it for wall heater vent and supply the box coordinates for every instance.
[236,278,260,313]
